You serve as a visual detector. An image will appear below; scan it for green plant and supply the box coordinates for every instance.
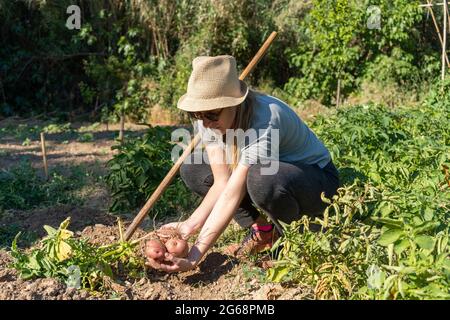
[105,126,198,217]
[77,132,94,142]
[10,217,144,293]
[0,161,86,211]
[78,122,101,132]
[22,137,31,146]
[267,183,385,299]
[42,123,72,134]
[285,0,425,105]
[267,83,450,299]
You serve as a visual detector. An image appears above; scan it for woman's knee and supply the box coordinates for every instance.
[247,164,302,224]
[179,162,213,197]
[246,164,281,209]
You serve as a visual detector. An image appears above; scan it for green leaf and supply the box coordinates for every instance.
[378,229,404,246]
[369,171,382,184]
[423,208,434,221]
[393,238,410,255]
[267,266,290,283]
[380,203,394,216]
[443,259,450,271]
[413,221,440,235]
[414,235,435,251]
[371,217,403,228]
[109,164,122,171]
[43,225,57,237]
[11,232,21,253]
[100,262,114,278]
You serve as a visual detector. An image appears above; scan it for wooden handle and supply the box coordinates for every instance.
[123,31,278,241]
[239,32,278,81]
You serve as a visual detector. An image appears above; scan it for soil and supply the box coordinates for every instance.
[0,117,313,300]
[0,211,312,300]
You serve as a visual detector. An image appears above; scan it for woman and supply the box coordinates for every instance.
[146,55,339,272]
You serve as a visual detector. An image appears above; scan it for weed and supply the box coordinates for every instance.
[0,161,87,211]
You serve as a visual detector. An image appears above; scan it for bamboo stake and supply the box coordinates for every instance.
[426,0,450,67]
[123,31,278,241]
[419,1,449,7]
[40,132,49,180]
[443,0,448,82]
[422,1,450,33]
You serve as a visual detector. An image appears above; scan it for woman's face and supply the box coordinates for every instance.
[198,106,237,135]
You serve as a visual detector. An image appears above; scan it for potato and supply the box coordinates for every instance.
[165,238,189,258]
[144,239,166,261]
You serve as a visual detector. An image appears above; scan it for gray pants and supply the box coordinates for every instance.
[179,155,340,232]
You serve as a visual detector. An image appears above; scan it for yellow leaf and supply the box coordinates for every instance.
[59,217,72,230]
[59,229,74,240]
[56,240,72,261]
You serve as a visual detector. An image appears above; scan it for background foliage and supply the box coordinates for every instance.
[0,0,446,119]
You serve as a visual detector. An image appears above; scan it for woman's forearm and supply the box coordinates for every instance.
[188,164,249,264]
[185,181,228,232]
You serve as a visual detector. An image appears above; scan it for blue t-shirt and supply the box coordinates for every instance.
[195,92,331,169]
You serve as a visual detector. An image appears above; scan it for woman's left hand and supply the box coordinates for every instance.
[146,253,197,273]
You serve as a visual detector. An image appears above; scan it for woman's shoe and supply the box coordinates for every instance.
[223,223,279,258]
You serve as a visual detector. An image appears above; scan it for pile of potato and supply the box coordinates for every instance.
[144,227,189,262]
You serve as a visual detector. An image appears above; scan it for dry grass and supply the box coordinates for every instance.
[146,104,185,126]
[293,99,334,123]
[345,81,421,108]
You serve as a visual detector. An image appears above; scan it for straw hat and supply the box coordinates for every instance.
[177,55,249,112]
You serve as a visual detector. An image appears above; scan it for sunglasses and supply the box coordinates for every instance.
[188,109,224,122]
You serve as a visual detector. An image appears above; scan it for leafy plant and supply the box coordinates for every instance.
[267,183,386,299]
[267,83,450,299]
[285,0,425,105]
[10,217,144,293]
[42,123,72,134]
[105,126,198,217]
[77,132,94,142]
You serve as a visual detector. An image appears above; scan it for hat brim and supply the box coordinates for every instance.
[177,80,248,112]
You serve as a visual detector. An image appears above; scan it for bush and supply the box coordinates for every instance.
[285,0,425,105]
[105,126,198,217]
